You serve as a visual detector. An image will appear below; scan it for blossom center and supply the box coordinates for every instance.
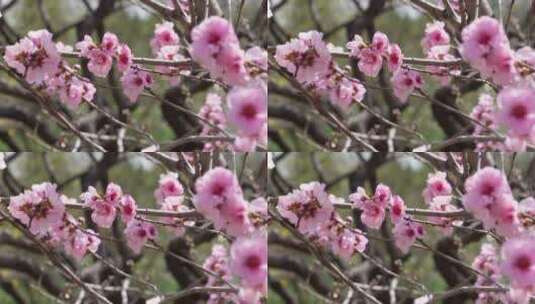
[515,255,532,272]
[511,104,528,120]
[245,254,261,269]
[240,103,257,120]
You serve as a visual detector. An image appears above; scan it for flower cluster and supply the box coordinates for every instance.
[500,235,535,303]
[227,83,268,151]
[278,182,368,260]
[193,167,269,237]
[470,94,503,151]
[422,171,452,204]
[9,182,66,235]
[4,29,61,84]
[4,30,96,108]
[496,84,535,150]
[349,184,425,253]
[460,16,517,86]
[198,93,228,151]
[190,16,248,86]
[202,232,267,304]
[346,31,403,77]
[8,183,101,261]
[275,31,366,109]
[153,172,194,236]
[349,184,392,229]
[191,17,268,151]
[346,31,424,103]
[421,21,460,86]
[462,167,520,237]
[193,168,267,304]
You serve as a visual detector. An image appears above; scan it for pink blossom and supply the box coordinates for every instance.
[75,35,96,57]
[154,172,184,203]
[4,30,61,84]
[150,21,179,54]
[64,229,101,261]
[190,16,248,85]
[237,288,263,304]
[191,16,238,63]
[212,43,250,85]
[274,38,305,75]
[89,199,117,228]
[471,94,497,132]
[349,185,390,229]
[491,196,521,237]
[428,196,461,236]
[516,47,535,68]
[358,48,383,77]
[203,244,234,303]
[471,94,502,150]
[198,93,228,151]
[463,167,513,228]
[390,195,406,224]
[119,194,137,224]
[249,197,268,229]
[393,219,425,254]
[496,85,535,141]
[124,219,157,254]
[387,43,403,72]
[460,16,508,63]
[371,32,389,55]
[374,183,392,207]
[426,45,459,86]
[193,167,242,218]
[484,46,517,85]
[421,21,450,54]
[87,48,113,77]
[80,186,101,205]
[473,243,500,280]
[391,68,423,103]
[120,67,153,102]
[4,37,35,75]
[460,16,518,85]
[322,218,368,259]
[25,30,61,83]
[116,44,133,72]
[274,31,332,84]
[518,197,535,230]
[234,132,266,152]
[346,34,366,57]
[160,196,193,236]
[58,78,96,108]
[327,76,366,109]
[218,196,252,236]
[105,183,122,206]
[193,167,251,236]
[473,243,502,303]
[101,32,119,54]
[277,182,334,234]
[422,171,452,204]
[245,46,268,75]
[501,235,535,290]
[227,84,267,138]
[8,182,65,235]
[349,187,369,209]
[360,201,386,229]
[230,232,267,290]
[294,31,332,83]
